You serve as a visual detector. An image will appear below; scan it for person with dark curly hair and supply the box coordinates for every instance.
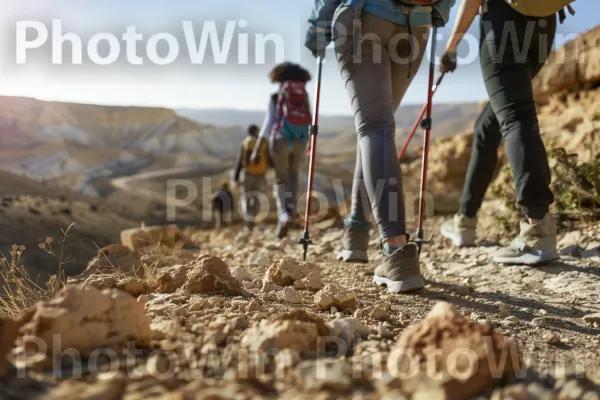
[253,62,313,238]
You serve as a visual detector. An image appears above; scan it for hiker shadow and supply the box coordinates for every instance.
[420,280,600,336]
[532,259,600,278]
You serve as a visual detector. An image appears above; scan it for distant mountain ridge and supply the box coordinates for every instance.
[0,96,246,194]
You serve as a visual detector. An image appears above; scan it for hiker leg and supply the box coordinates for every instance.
[287,142,305,215]
[459,103,502,218]
[480,5,555,219]
[335,8,405,243]
[270,139,291,217]
[349,144,371,224]
[389,26,429,110]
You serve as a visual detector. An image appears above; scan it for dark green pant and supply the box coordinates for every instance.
[459,0,556,219]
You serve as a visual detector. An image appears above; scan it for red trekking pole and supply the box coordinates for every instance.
[299,55,324,261]
[415,27,439,252]
[397,72,444,161]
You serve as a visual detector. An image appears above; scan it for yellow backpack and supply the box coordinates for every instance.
[503,0,576,19]
[242,137,268,175]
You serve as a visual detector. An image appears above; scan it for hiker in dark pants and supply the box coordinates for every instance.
[253,63,312,239]
[233,124,268,232]
[212,180,233,230]
[440,0,561,265]
[306,0,455,293]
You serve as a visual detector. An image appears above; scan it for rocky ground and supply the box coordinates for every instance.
[0,215,598,400]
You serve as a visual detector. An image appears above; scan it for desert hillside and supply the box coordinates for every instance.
[0,97,244,195]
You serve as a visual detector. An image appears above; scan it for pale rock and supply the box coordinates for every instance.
[116,277,151,297]
[261,281,281,293]
[230,267,254,282]
[18,287,152,361]
[370,306,389,321]
[121,225,188,251]
[544,332,561,345]
[150,318,179,339]
[327,318,371,347]
[241,310,326,353]
[294,359,353,392]
[187,300,206,312]
[242,281,256,290]
[293,271,323,292]
[531,317,549,328]
[505,316,520,324]
[247,251,268,267]
[314,284,358,311]
[559,230,584,250]
[498,303,512,319]
[230,315,249,331]
[264,258,321,287]
[449,284,471,296]
[246,299,263,312]
[281,287,303,304]
[583,313,600,324]
[378,323,394,339]
[76,244,143,279]
[275,348,301,377]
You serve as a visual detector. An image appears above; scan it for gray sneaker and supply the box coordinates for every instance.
[336,226,369,263]
[493,213,559,265]
[441,214,477,247]
[373,243,424,293]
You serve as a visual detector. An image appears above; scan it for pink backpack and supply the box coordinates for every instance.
[272,81,312,143]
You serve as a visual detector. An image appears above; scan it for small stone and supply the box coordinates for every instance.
[539,309,548,316]
[498,304,512,318]
[261,281,281,293]
[354,309,365,319]
[543,332,561,345]
[281,287,303,304]
[370,306,389,321]
[531,317,548,327]
[583,313,600,325]
[378,323,393,339]
[246,299,262,312]
[230,267,254,282]
[449,284,471,296]
[242,281,256,290]
[247,252,268,267]
[505,316,520,323]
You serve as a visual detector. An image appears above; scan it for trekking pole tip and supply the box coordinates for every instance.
[298,230,313,262]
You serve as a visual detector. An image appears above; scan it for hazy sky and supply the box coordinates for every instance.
[0,0,597,115]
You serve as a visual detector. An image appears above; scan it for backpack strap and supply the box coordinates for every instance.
[558,4,575,24]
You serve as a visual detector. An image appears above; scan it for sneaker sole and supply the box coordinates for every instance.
[336,250,369,263]
[441,228,476,247]
[373,275,425,294]
[493,250,560,266]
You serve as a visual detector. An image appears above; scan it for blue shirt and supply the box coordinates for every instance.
[305,0,456,52]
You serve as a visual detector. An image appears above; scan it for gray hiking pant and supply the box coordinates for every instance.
[270,138,305,217]
[334,7,429,241]
[242,172,265,221]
